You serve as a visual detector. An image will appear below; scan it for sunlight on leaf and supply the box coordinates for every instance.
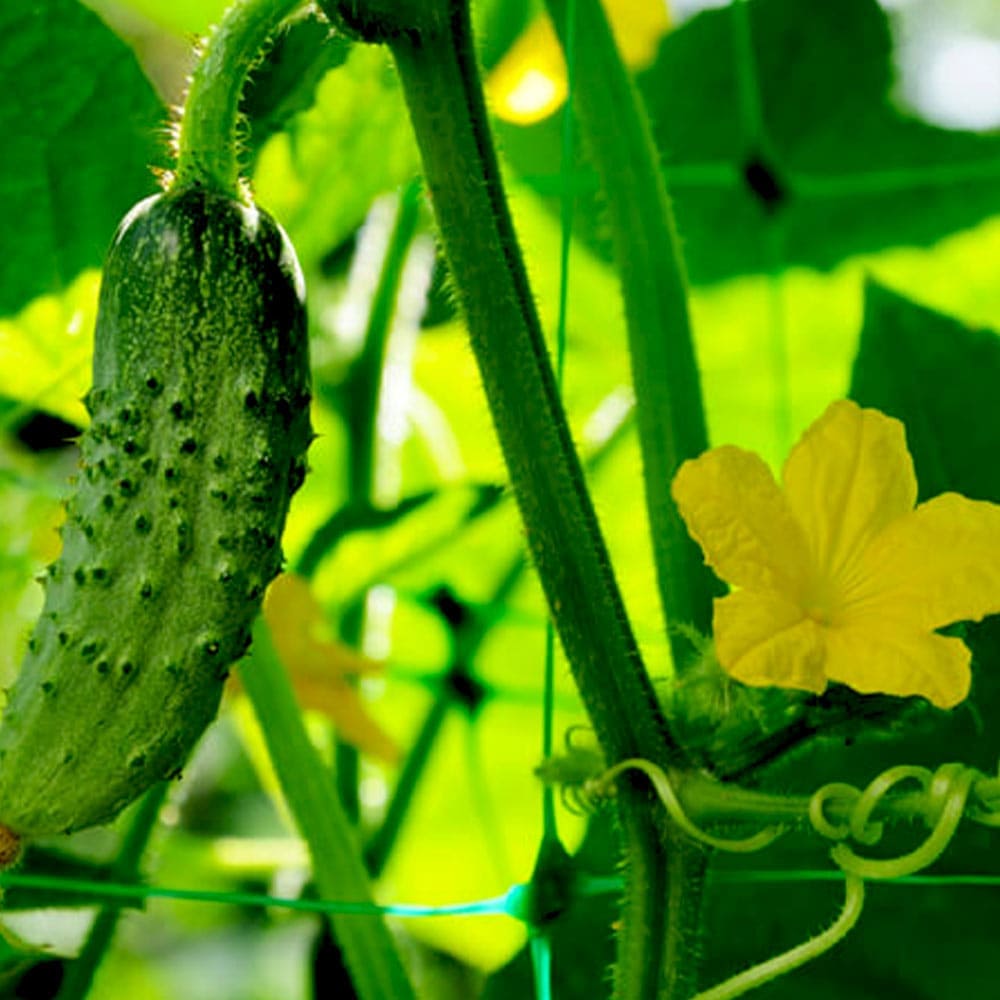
[98,0,230,37]
[253,45,418,274]
[0,272,100,428]
[486,0,670,125]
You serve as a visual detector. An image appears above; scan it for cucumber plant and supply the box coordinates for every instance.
[0,6,312,844]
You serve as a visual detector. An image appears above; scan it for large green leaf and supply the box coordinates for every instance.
[851,281,1000,504]
[847,281,1000,761]
[500,0,1000,286]
[0,0,165,317]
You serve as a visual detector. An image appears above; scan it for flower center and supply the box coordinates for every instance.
[801,577,842,627]
[804,604,833,626]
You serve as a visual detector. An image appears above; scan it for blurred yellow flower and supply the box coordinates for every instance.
[671,400,1000,709]
[261,573,399,762]
[486,0,670,125]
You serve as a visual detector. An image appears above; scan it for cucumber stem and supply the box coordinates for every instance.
[544,0,715,669]
[360,0,685,773]
[173,0,304,197]
[320,1,696,995]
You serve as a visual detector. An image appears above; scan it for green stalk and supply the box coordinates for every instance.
[543,0,715,668]
[346,179,424,500]
[328,0,682,776]
[338,179,423,820]
[243,621,415,1000]
[319,1,694,995]
[173,0,305,196]
[55,784,169,1000]
[538,6,719,983]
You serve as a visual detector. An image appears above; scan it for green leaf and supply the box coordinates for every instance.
[848,281,1000,763]
[0,270,99,426]
[500,0,1000,286]
[0,0,164,318]
[851,281,1000,503]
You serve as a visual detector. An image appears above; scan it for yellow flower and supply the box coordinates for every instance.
[485,0,670,126]
[671,400,1000,709]
[260,573,400,763]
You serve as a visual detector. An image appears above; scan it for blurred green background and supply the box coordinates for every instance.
[4,0,1000,996]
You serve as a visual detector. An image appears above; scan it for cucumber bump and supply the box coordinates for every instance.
[0,186,311,839]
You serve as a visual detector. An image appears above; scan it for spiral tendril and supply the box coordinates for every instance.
[595,758,786,852]
[593,755,1000,1000]
[812,762,981,881]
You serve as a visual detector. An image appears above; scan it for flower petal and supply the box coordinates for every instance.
[672,446,811,593]
[264,573,383,680]
[262,573,399,761]
[851,492,1000,631]
[782,400,916,582]
[824,622,971,709]
[714,590,827,693]
[292,676,401,763]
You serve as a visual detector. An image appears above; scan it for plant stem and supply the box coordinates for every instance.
[243,621,415,1000]
[173,0,304,196]
[346,180,424,500]
[355,0,683,778]
[55,784,169,1000]
[318,2,700,996]
[543,0,715,669]
[540,5,718,986]
[680,768,1000,832]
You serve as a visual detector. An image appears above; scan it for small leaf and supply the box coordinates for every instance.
[0,0,164,317]
[242,12,352,162]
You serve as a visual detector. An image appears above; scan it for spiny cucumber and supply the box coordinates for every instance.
[0,186,311,841]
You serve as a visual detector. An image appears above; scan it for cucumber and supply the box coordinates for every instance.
[0,186,311,838]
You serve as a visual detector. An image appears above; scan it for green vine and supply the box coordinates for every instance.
[317,1,707,994]
[570,756,1000,999]
[173,0,305,196]
[542,0,715,667]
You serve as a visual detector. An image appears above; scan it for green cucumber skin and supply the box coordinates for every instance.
[0,188,312,836]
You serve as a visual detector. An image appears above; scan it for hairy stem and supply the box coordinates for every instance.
[173,0,304,195]
[360,0,682,779]
[320,3,700,997]
[543,0,714,668]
